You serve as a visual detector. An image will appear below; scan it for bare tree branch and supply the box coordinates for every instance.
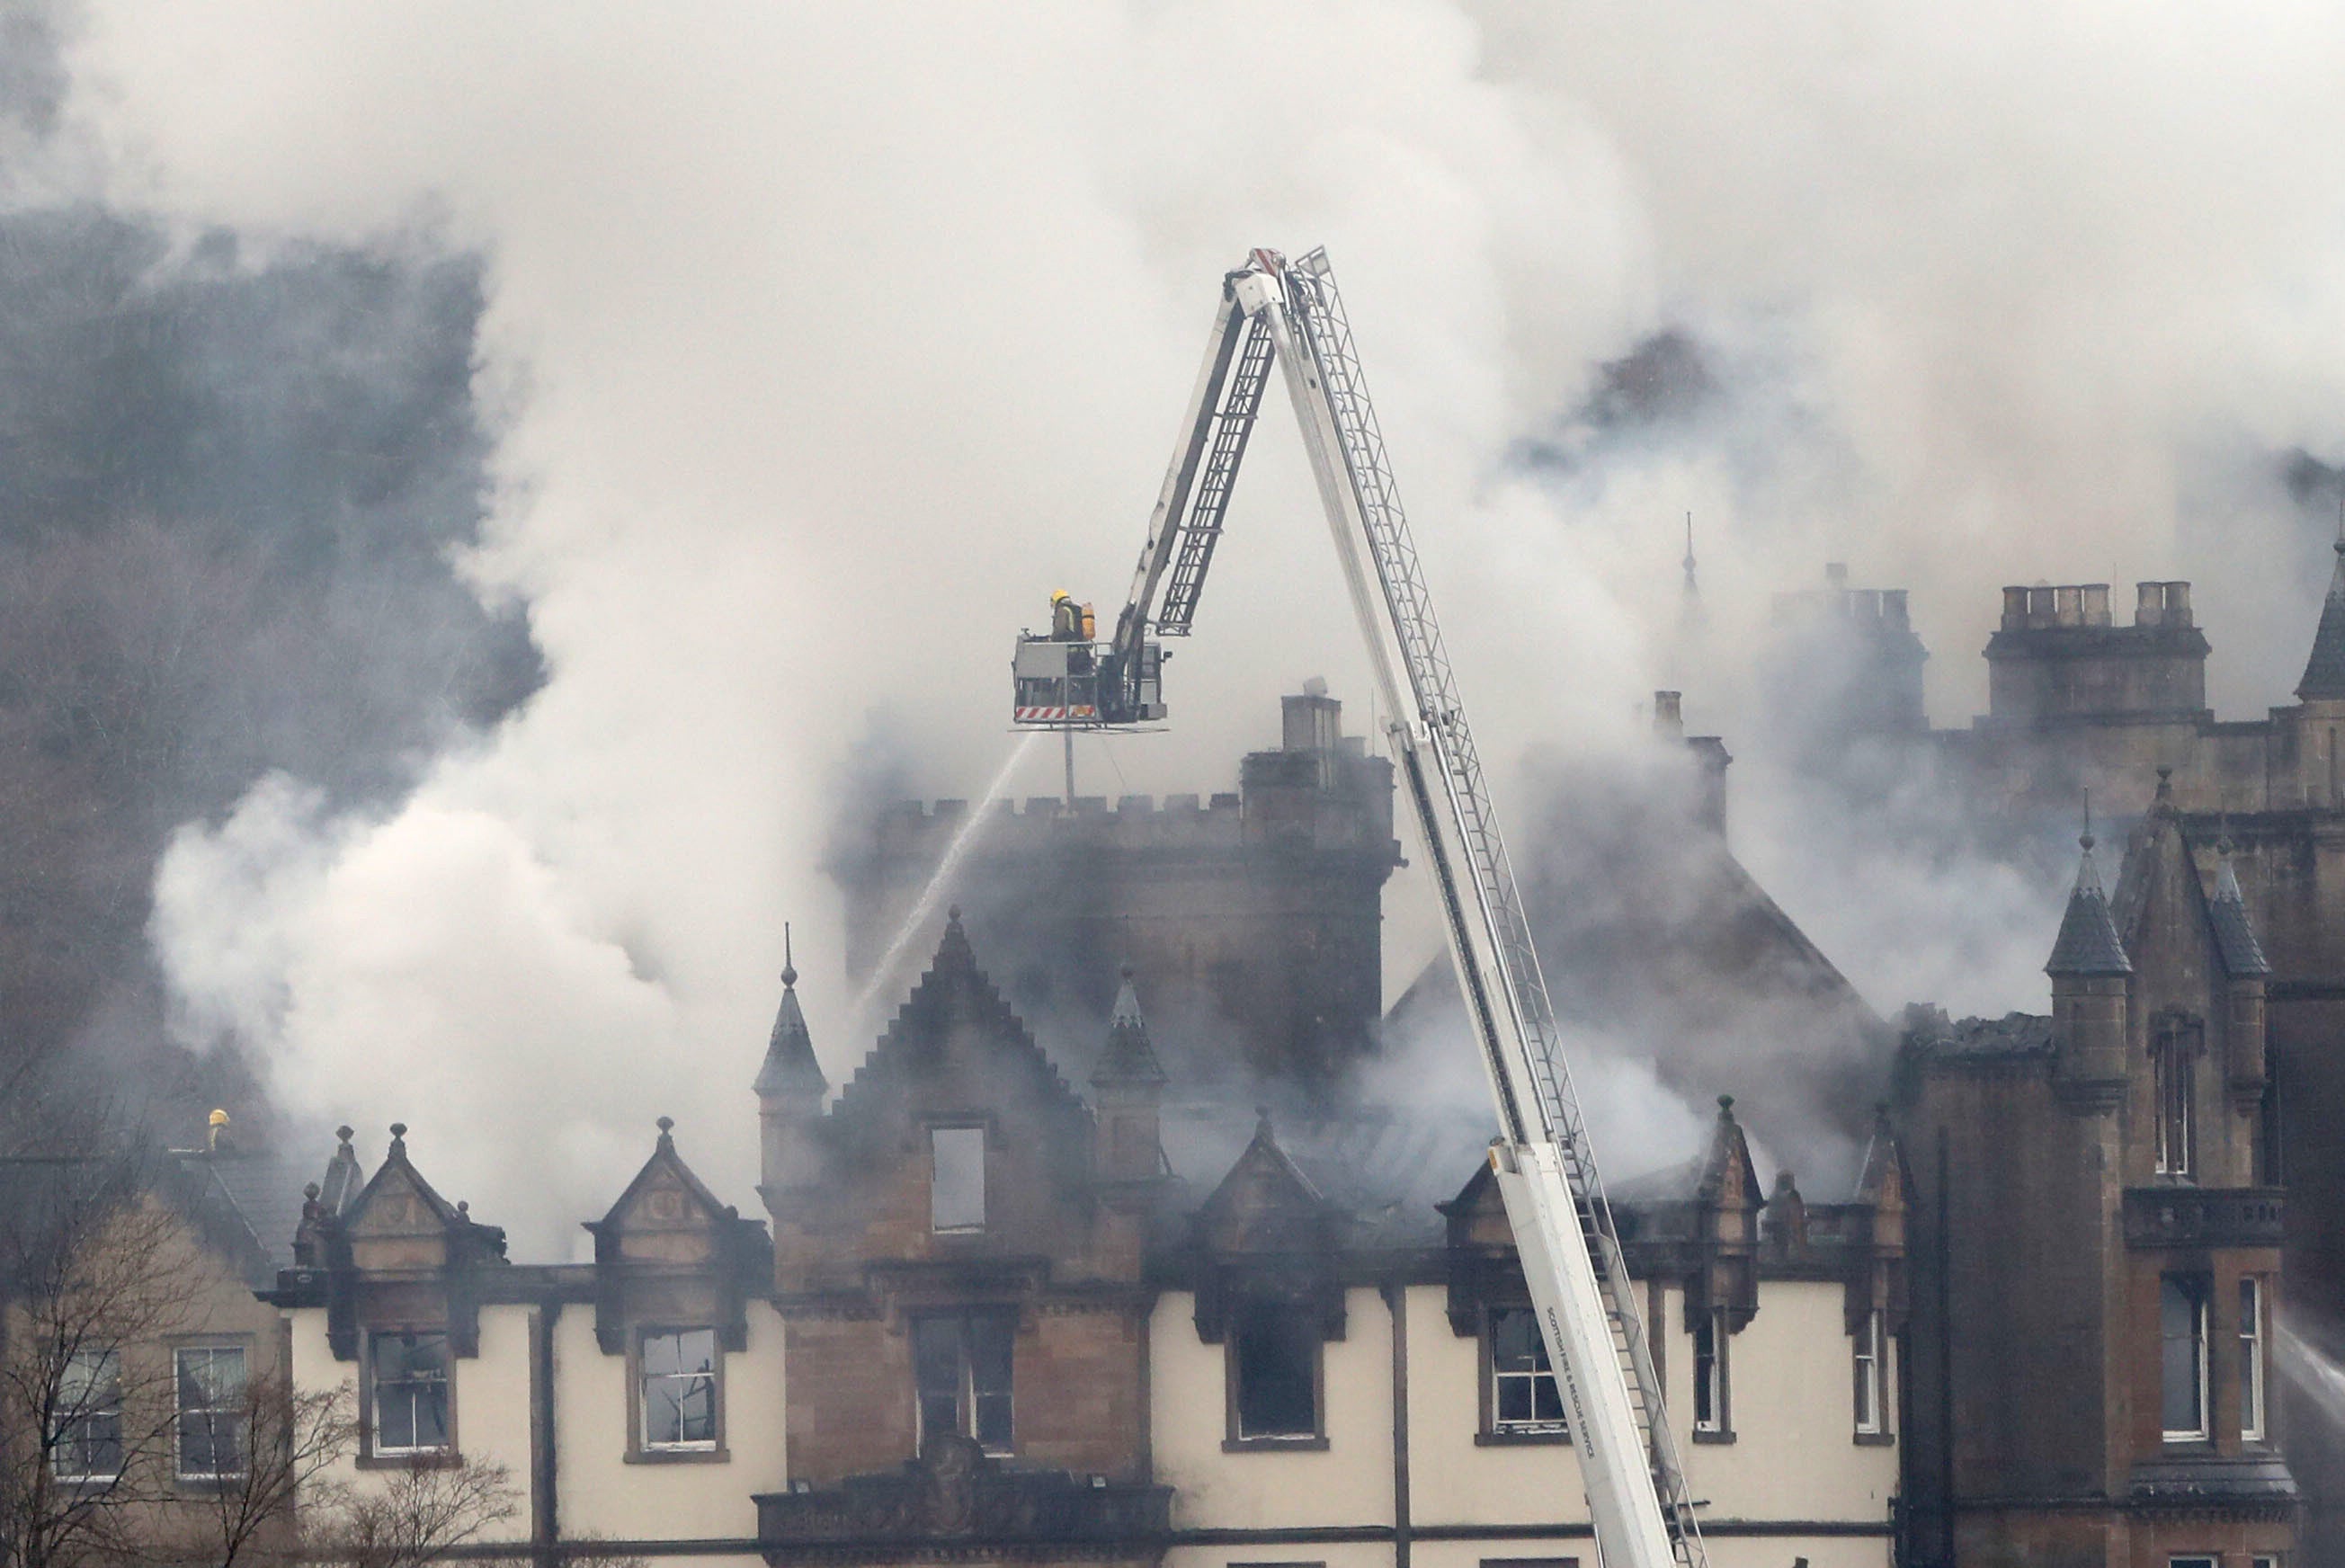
[308,1458,520,1568]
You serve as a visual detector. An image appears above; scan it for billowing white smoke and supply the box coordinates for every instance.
[55,3,2345,1250]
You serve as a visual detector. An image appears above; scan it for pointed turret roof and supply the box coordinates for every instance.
[2300,533,2345,700]
[2046,825,2132,977]
[1091,968,1167,1088]
[1694,1093,1761,1207]
[2207,850,2273,978]
[753,929,827,1100]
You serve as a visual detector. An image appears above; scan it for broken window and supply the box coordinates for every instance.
[1852,1309,1886,1438]
[1231,1302,1321,1442]
[2161,1277,2208,1441]
[931,1126,986,1233]
[914,1313,1013,1454]
[1691,1307,1728,1436]
[175,1345,249,1480]
[370,1330,451,1456]
[52,1348,122,1483]
[2241,1278,2268,1443]
[2153,1018,2199,1180]
[641,1329,719,1451]
[1488,1306,1567,1437]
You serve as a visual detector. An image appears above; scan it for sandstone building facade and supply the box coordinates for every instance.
[264,918,1907,1568]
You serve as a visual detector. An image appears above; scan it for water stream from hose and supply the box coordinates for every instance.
[849,728,1043,1029]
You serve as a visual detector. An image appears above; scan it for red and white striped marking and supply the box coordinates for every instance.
[1014,706,1096,722]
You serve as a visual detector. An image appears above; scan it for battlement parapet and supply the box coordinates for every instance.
[843,773,1395,861]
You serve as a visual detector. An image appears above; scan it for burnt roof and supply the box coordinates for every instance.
[1905,1010,2055,1059]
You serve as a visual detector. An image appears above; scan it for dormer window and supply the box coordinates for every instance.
[931,1126,986,1233]
[2153,1016,2200,1180]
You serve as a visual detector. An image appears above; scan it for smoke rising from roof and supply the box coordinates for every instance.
[18,2,2339,1250]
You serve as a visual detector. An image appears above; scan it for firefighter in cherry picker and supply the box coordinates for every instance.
[1050,590,1093,642]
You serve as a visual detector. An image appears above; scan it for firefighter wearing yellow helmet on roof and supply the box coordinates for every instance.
[1051,589,1084,641]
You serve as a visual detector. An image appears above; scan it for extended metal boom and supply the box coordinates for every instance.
[1208,251,1706,1568]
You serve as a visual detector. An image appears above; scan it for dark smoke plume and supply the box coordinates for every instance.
[0,193,527,1140]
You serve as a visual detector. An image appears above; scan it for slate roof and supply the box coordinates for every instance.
[2300,539,2345,700]
[1158,1097,1495,1247]
[2046,834,2132,976]
[177,1152,313,1284]
[2208,857,2273,978]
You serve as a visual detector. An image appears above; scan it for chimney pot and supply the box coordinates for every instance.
[1654,690,1684,738]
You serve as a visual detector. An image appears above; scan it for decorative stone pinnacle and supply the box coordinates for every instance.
[335,1125,354,1145]
[656,1115,675,1136]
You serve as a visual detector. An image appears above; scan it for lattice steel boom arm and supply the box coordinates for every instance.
[1184,251,1712,1568]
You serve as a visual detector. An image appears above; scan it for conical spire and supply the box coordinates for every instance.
[1091,967,1167,1088]
[2207,840,2273,977]
[753,924,827,1100]
[2046,813,2132,977]
[2298,512,2345,700]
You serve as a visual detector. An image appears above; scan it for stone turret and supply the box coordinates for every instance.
[827,688,1401,1084]
[2047,823,2132,1100]
[754,932,827,1199]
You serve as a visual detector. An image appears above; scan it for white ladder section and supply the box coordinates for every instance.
[1240,249,1707,1568]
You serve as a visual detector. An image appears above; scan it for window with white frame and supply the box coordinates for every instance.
[174,1345,249,1480]
[640,1329,718,1452]
[2161,1277,2209,1442]
[2241,1278,2268,1443]
[1487,1306,1567,1438]
[1853,1308,1887,1437]
[930,1127,986,1233]
[2153,1017,2199,1180]
[2169,1556,2217,1568]
[1691,1307,1728,1436]
[51,1348,122,1483]
[369,1330,451,1456]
